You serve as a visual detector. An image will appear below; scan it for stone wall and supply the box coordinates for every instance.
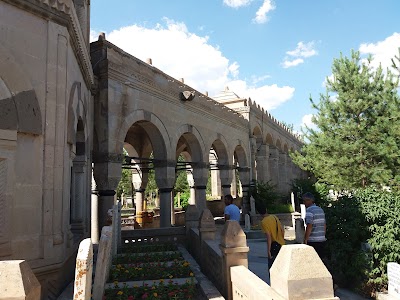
[0,0,93,298]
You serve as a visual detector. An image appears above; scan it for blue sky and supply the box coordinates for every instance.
[90,0,400,132]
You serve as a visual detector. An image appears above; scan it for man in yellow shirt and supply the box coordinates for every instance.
[259,206,285,268]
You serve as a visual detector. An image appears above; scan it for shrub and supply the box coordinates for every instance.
[324,188,400,296]
[356,188,400,293]
[174,191,190,210]
[251,180,280,213]
[325,194,369,289]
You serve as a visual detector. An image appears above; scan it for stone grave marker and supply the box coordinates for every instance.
[92,226,113,300]
[250,196,256,216]
[245,214,251,231]
[290,192,295,212]
[73,238,93,300]
[300,204,306,225]
[388,262,400,297]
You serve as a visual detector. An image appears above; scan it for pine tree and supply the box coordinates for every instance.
[292,50,400,190]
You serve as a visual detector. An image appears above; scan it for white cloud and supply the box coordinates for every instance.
[282,58,304,69]
[92,19,295,110]
[251,74,271,85]
[253,0,275,24]
[287,41,317,58]
[359,32,400,70]
[227,80,295,110]
[223,0,253,8]
[301,114,316,130]
[282,41,318,68]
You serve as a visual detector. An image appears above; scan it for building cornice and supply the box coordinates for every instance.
[2,0,94,88]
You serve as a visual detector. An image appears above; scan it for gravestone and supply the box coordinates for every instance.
[245,214,251,231]
[250,196,256,216]
[388,262,400,298]
[300,204,306,225]
[73,238,93,300]
[290,192,295,212]
[92,226,113,300]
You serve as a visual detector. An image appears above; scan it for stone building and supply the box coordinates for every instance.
[0,0,305,298]
[0,0,93,298]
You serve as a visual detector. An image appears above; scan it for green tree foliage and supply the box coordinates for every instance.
[323,188,400,295]
[117,149,132,198]
[116,168,132,199]
[292,50,400,190]
[251,180,279,212]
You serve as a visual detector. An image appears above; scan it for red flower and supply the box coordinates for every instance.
[141,293,148,299]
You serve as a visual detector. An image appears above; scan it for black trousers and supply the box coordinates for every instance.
[308,241,327,259]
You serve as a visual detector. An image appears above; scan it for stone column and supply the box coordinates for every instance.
[279,152,287,193]
[91,164,99,244]
[222,184,231,197]
[250,137,257,182]
[195,186,207,213]
[159,188,173,227]
[268,146,279,188]
[255,144,269,183]
[231,169,237,197]
[210,151,222,198]
[134,188,145,213]
[220,221,249,300]
[71,160,87,234]
[238,168,250,216]
[187,173,196,205]
[93,158,122,234]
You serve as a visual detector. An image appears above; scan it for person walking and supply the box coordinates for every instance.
[224,194,241,222]
[302,192,327,259]
[259,206,285,268]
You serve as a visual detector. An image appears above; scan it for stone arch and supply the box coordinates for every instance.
[276,139,282,151]
[174,124,206,162]
[265,133,274,145]
[117,110,171,158]
[233,140,249,168]
[67,81,87,145]
[0,44,42,135]
[283,143,289,153]
[70,117,88,236]
[208,136,231,198]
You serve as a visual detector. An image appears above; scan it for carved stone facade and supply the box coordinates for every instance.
[0,0,93,298]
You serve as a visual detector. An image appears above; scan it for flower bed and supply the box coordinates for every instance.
[105,243,198,299]
[109,261,193,282]
[104,280,196,300]
[120,243,178,254]
[113,251,183,265]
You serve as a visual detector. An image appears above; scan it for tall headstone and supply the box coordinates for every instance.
[300,204,306,226]
[244,214,251,231]
[388,262,400,298]
[93,226,113,300]
[290,192,295,212]
[250,196,256,216]
[73,238,93,300]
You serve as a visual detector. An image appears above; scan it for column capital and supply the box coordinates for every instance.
[98,190,116,197]
[195,185,207,190]
[159,187,173,193]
